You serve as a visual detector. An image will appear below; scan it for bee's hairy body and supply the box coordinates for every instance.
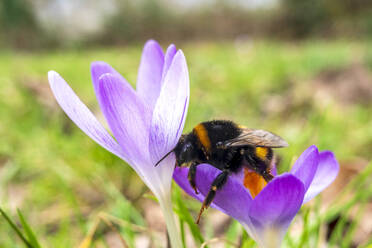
[188,121,273,174]
[163,120,288,223]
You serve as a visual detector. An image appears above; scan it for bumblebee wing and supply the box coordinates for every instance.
[223,128,289,148]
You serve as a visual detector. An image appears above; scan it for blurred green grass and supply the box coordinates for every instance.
[0,40,371,247]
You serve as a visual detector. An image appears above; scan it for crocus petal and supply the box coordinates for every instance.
[91,62,137,125]
[48,71,125,160]
[173,166,209,203]
[98,73,151,166]
[149,51,189,164]
[303,151,339,203]
[291,145,319,192]
[152,152,177,198]
[91,61,136,99]
[174,164,253,223]
[136,40,165,109]
[162,44,177,80]
[248,173,305,246]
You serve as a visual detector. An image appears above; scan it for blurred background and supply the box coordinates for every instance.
[0,0,372,247]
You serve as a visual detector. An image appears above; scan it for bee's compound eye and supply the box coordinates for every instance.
[184,143,193,152]
[216,142,224,148]
[181,143,193,157]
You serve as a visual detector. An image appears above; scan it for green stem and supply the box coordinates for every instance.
[159,194,183,248]
[242,223,282,248]
[260,228,282,248]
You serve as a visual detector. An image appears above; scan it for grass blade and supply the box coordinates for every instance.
[0,207,32,248]
[173,188,205,245]
[17,209,42,248]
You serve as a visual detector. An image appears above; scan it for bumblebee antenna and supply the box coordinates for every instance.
[154,149,174,167]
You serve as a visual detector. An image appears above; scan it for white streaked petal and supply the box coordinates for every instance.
[149,50,189,164]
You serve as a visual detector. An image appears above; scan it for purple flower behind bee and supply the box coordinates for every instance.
[173,145,339,247]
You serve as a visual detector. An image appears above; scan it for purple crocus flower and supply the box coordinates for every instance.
[173,145,339,248]
[48,40,189,248]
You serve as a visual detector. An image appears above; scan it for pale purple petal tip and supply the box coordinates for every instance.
[249,173,305,231]
[291,145,319,192]
[91,61,136,110]
[136,40,165,109]
[48,71,125,159]
[149,50,190,164]
[98,73,151,165]
[91,61,117,95]
[162,44,177,80]
[303,151,339,203]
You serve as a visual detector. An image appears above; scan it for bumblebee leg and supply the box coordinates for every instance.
[196,170,229,224]
[188,162,199,195]
[262,170,274,182]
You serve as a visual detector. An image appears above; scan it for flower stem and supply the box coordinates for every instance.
[159,195,183,248]
[242,223,281,248]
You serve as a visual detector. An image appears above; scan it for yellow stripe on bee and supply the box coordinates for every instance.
[255,147,268,160]
[238,124,247,129]
[193,123,211,152]
[243,168,267,198]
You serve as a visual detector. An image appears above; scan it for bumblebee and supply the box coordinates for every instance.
[155,120,288,223]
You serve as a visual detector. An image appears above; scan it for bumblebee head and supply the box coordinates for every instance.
[174,135,196,167]
[154,134,196,167]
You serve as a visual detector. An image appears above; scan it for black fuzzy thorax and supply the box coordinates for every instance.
[200,120,241,147]
[194,120,242,170]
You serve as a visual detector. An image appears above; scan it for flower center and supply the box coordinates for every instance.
[243,168,267,198]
